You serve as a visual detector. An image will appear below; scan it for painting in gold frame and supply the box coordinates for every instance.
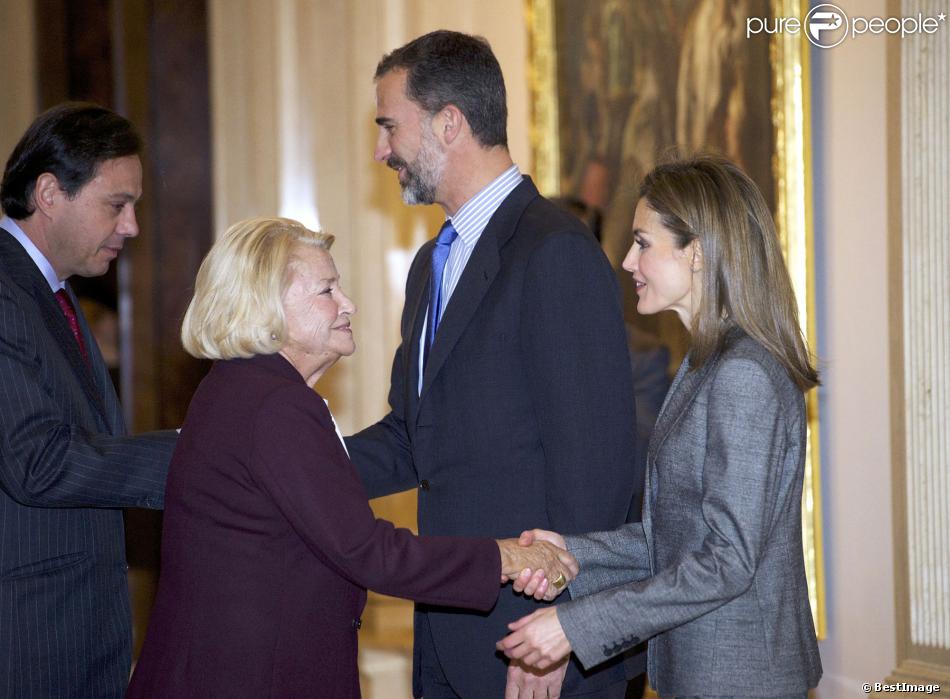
[526,0,825,637]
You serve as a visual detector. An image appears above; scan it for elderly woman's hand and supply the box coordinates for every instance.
[496,607,572,670]
[497,539,578,597]
[510,529,571,601]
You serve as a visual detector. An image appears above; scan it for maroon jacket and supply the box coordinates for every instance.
[126,353,500,698]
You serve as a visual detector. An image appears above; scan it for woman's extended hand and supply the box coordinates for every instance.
[496,607,572,670]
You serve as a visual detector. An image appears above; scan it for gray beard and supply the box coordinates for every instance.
[397,128,444,205]
[400,169,437,205]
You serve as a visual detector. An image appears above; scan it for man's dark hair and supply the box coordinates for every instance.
[375,30,508,149]
[1,102,142,219]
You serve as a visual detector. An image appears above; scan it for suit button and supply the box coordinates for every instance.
[352,618,362,629]
[418,479,430,491]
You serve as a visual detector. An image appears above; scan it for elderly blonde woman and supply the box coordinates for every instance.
[126,217,573,699]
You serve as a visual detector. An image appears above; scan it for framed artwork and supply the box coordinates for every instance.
[527,0,825,636]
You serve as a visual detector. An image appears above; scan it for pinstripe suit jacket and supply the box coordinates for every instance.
[0,228,176,699]
[557,330,822,697]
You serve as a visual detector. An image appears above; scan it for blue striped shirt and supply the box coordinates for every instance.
[418,165,523,392]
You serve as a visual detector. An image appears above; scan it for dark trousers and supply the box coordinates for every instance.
[414,614,459,699]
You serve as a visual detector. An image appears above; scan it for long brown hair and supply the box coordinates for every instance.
[639,155,819,391]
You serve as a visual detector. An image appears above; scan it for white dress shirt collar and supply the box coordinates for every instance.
[1,215,64,292]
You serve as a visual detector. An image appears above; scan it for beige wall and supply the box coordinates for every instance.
[0,0,36,160]
[811,0,898,693]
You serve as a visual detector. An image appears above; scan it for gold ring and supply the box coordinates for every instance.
[552,573,566,589]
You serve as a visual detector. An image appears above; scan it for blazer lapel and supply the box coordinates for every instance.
[648,328,746,463]
[0,231,109,426]
[419,230,500,397]
[640,359,694,571]
[419,178,538,398]
[406,246,432,426]
[643,352,717,529]
[41,286,110,426]
[647,354,713,464]
[72,285,125,433]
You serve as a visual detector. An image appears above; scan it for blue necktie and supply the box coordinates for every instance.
[424,220,458,367]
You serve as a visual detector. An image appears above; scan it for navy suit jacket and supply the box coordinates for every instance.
[0,228,175,698]
[347,177,644,697]
[127,353,501,699]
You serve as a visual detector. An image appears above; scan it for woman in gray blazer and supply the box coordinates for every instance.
[498,155,822,697]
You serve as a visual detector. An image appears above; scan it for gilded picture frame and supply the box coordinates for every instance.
[526,0,825,637]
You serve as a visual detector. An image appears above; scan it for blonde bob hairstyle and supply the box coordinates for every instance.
[638,155,819,391]
[181,217,334,360]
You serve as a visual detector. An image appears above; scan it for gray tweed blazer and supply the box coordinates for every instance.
[558,329,821,697]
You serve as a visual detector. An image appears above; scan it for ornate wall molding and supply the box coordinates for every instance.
[888,0,950,684]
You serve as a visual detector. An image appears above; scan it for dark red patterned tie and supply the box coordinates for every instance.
[54,289,89,364]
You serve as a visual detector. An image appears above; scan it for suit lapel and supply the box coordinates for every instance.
[640,359,694,571]
[648,329,745,464]
[642,333,742,567]
[71,285,124,433]
[418,178,537,399]
[406,246,431,425]
[643,351,716,540]
[647,354,713,465]
[418,230,500,398]
[642,356,707,572]
[0,231,110,426]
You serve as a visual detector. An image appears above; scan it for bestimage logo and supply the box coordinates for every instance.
[746,3,946,47]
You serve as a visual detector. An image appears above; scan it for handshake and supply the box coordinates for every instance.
[496,530,572,602]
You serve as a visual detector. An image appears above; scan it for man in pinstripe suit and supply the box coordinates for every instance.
[0,103,176,698]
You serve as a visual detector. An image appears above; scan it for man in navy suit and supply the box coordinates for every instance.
[0,103,176,698]
[347,31,643,698]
